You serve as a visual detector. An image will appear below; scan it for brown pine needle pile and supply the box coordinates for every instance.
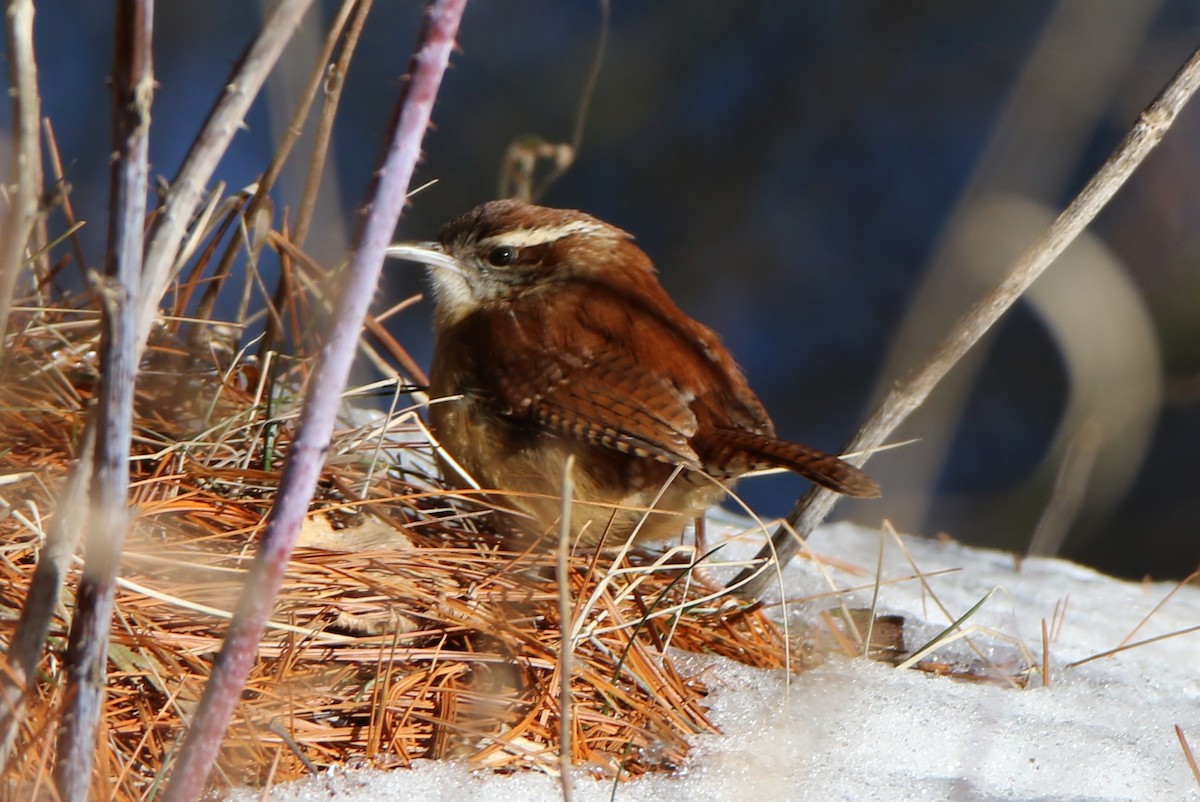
[0,294,793,800]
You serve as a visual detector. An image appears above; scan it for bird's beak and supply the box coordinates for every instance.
[385,241,464,276]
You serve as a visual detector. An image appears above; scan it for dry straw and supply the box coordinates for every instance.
[5,2,1198,798]
[0,298,793,800]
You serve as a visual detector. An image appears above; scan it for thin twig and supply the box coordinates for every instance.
[529,0,608,203]
[195,0,360,346]
[41,119,90,288]
[733,44,1200,600]
[135,0,316,352]
[52,3,152,799]
[0,0,44,348]
[0,0,313,789]
[159,3,468,800]
[0,429,93,772]
[293,0,373,248]
[557,455,576,802]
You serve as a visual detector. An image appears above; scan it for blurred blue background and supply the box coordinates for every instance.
[12,1,1200,579]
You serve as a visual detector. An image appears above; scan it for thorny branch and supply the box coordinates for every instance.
[159,3,469,800]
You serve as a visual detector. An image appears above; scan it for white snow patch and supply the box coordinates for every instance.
[229,522,1200,801]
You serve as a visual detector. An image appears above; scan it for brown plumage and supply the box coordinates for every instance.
[389,200,878,546]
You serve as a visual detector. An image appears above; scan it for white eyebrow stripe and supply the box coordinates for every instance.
[478,220,607,248]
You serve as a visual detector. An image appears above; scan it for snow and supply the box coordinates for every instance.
[230,521,1200,801]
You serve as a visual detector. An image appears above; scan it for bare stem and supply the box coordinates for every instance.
[733,44,1200,600]
[293,0,374,248]
[158,3,469,800]
[557,456,576,802]
[0,0,313,784]
[49,3,153,799]
[0,0,44,348]
[0,0,47,759]
[257,0,373,365]
[0,427,93,772]
[42,119,91,287]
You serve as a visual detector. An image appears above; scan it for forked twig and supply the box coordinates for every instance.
[498,0,608,202]
[159,3,468,800]
[0,0,317,779]
[195,0,362,352]
[135,0,316,350]
[734,45,1200,600]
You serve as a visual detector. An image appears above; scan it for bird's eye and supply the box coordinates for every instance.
[486,245,516,267]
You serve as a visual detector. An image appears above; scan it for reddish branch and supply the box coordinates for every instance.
[159,2,470,800]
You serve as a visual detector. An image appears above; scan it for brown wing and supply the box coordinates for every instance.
[454,277,736,468]
[531,347,703,466]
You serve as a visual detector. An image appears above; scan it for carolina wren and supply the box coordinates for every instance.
[388,200,878,547]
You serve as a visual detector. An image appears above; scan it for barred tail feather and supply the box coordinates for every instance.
[704,428,881,498]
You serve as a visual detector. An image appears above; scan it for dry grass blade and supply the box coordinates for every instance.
[1177,726,1200,788]
[1117,570,1199,649]
[41,119,90,286]
[862,530,886,659]
[895,589,996,671]
[0,294,801,798]
[1064,623,1200,670]
[1041,618,1051,688]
